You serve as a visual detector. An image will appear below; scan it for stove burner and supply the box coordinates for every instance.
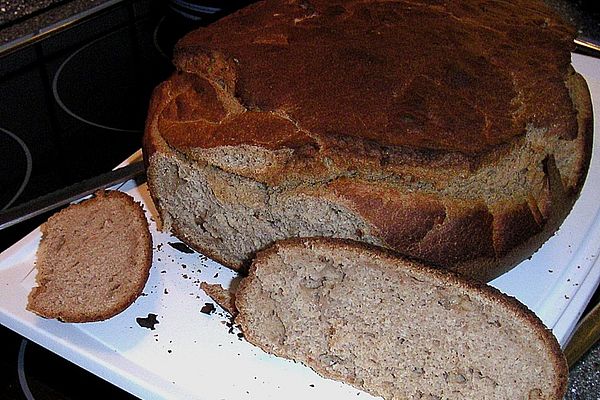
[152,16,170,61]
[0,127,32,211]
[167,0,222,21]
[17,340,34,400]
[52,28,150,134]
[13,336,135,399]
[151,12,200,62]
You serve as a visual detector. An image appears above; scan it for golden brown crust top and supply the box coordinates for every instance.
[168,0,577,156]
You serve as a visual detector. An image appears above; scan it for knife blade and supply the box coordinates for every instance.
[574,36,600,58]
[0,161,146,231]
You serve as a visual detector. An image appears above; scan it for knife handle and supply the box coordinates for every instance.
[564,298,600,368]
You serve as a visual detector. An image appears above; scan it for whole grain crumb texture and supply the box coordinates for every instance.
[144,0,592,280]
[27,190,153,322]
[235,238,568,400]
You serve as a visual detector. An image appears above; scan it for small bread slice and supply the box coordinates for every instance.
[235,238,567,400]
[27,190,153,322]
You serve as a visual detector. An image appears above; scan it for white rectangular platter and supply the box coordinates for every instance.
[1,53,599,399]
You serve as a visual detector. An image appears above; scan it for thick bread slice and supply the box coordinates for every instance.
[27,190,153,322]
[143,0,593,281]
[235,238,568,400]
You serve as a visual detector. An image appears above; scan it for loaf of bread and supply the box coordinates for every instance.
[143,0,593,281]
[27,190,153,322]
[235,237,568,400]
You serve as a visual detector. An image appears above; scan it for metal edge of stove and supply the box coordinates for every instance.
[0,0,126,57]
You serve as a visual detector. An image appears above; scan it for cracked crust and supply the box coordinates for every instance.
[234,238,568,399]
[143,0,592,281]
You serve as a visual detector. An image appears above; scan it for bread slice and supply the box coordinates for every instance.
[235,238,568,400]
[27,190,153,322]
[143,0,593,281]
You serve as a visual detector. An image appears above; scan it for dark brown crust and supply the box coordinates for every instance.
[172,0,576,155]
[324,179,496,264]
[150,0,583,165]
[142,0,593,280]
[568,70,595,193]
[27,190,153,323]
[143,81,172,169]
[235,237,568,399]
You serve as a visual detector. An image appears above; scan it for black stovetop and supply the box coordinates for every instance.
[1,1,185,252]
[0,1,599,399]
[0,1,244,399]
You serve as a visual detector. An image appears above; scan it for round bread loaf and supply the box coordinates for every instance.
[235,237,568,400]
[143,0,593,281]
[27,190,153,322]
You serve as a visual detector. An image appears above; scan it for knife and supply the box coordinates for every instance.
[574,36,600,58]
[0,161,146,231]
[565,298,600,368]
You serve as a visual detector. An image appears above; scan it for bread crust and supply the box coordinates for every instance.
[143,0,593,281]
[200,282,238,316]
[235,237,569,399]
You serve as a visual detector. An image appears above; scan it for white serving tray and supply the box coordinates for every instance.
[1,53,599,400]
